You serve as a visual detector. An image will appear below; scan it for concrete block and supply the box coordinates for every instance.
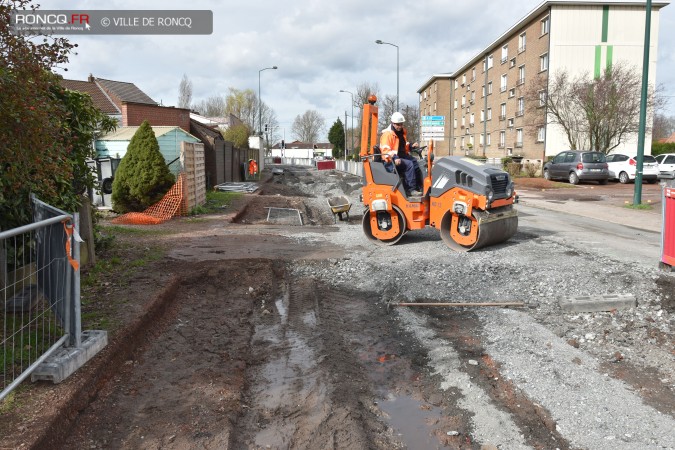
[31,330,108,384]
[559,293,636,313]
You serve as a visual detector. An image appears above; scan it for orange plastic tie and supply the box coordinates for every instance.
[62,221,80,271]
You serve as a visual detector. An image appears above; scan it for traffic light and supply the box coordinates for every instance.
[264,124,269,133]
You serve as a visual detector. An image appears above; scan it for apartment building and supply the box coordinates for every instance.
[418,0,667,160]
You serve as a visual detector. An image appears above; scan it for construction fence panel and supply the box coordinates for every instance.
[1,197,107,402]
[1,198,73,401]
[181,141,206,211]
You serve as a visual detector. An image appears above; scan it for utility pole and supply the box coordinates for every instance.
[633,0,652,206]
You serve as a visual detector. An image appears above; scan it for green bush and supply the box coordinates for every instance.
[111,121,175,213]
[501,156,513,170]
[652,142,675,156]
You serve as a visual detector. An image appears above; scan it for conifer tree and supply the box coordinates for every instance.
[112,121,175,213]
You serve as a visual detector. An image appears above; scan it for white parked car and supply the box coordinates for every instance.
[655,153,675,175]
[605,153,659,184]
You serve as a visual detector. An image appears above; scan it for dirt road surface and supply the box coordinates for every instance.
[1,167,672,450]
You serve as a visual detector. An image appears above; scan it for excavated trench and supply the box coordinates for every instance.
[53,255,575,449]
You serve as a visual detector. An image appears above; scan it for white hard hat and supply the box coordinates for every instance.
[391,112,405,124]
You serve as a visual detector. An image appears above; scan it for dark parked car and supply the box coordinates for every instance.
[543,151,609,185]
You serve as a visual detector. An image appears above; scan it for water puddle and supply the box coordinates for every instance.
[378,393,446,448]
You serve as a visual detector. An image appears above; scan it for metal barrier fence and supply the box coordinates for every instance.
[1,196,106,402]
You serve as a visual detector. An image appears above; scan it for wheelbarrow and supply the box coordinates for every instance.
[327,195,352,223]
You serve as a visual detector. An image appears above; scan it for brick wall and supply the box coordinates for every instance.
[122,102,191,132]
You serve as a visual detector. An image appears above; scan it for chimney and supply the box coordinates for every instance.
[88,73,94,83]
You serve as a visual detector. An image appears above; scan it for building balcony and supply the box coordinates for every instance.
[498,143,505,149]
[499,114,506,121]
[517,78,525,86]
[518,45,526,53]
[501,56,508,64]
[515,142,523,148]
[516,109,524,117]
[500,86,507,93]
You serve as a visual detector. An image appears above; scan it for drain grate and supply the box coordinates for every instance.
[266,207,303,225]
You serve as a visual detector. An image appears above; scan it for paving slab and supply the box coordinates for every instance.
[559,293,636,312]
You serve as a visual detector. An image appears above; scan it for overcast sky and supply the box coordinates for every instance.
[42,0,675,140]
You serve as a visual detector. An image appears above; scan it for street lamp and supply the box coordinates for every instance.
[339,89,354,156]
[375,40,399,111]
[258,66,277,136]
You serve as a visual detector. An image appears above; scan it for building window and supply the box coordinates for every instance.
[434,82,437,92]
[540,52,549,71]
[480,133,484,145]
[454,118,458,128]
[434,102,437,111]
[487,107,492,120]
[501,44,508,64]
[516,97,524,116]
[455,80,458,89]
[461,116,466,127]
[516,128,523,147]
[472,67,476,81]
[480,110,485,122]
[518,65,525,85]
[487,133,491,145]
[500,103,506,120]
[470,91,475,104]
[469,135,474,146]
[500,74,508,92]
[462,95,466,106]
[482,85,486,97]
[541,16,550,35]
[461,137,465,148]
[423,91,427,99]
[488,81,493,94]
[508,117,515,128]
[509,58,516,68]
[537,126,546,142]
[453,138,457,149]
[538,90,547,107]
[462,74,467,85]
[487,54,494,69]
[508,88,516,98]
[499,131,506,148]
[518,32,526,53]
[470,113,475,126]
[454,99,458,109]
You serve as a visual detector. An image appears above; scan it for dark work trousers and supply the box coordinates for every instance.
[395,154,421,192]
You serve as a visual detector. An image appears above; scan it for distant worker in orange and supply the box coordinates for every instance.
[380,112,422,196]
[248,159,258,179]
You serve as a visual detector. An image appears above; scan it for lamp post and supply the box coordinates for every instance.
[375,40,399,111]
[339,89,354,157]
[258,66,277,136]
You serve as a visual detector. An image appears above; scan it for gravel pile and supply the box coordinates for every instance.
[275,165,675,448]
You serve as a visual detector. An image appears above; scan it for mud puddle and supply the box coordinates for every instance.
[58,261,474,449]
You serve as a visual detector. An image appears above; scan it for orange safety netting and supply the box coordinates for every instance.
[112,173,187,225]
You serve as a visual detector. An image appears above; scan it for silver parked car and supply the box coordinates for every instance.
[543,151,609,185]
[606,153,659,184]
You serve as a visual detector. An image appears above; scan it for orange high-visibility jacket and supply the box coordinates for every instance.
[248,160,258,175]
[380,125,410,161]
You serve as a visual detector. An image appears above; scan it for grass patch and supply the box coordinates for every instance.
[190,190,244,215]
[624,202,654,210]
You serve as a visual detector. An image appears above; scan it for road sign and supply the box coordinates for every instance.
[421,126,445,133]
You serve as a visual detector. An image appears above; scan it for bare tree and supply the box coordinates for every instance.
[525,62,662,154]
[291,110,325,143]
[377,94,398,132]
[401,103,420,145]
[192,95,226,117]
[653,113,675,141]
[177,74,192,109]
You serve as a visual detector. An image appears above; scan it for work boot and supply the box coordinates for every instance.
[409,189,423,197]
